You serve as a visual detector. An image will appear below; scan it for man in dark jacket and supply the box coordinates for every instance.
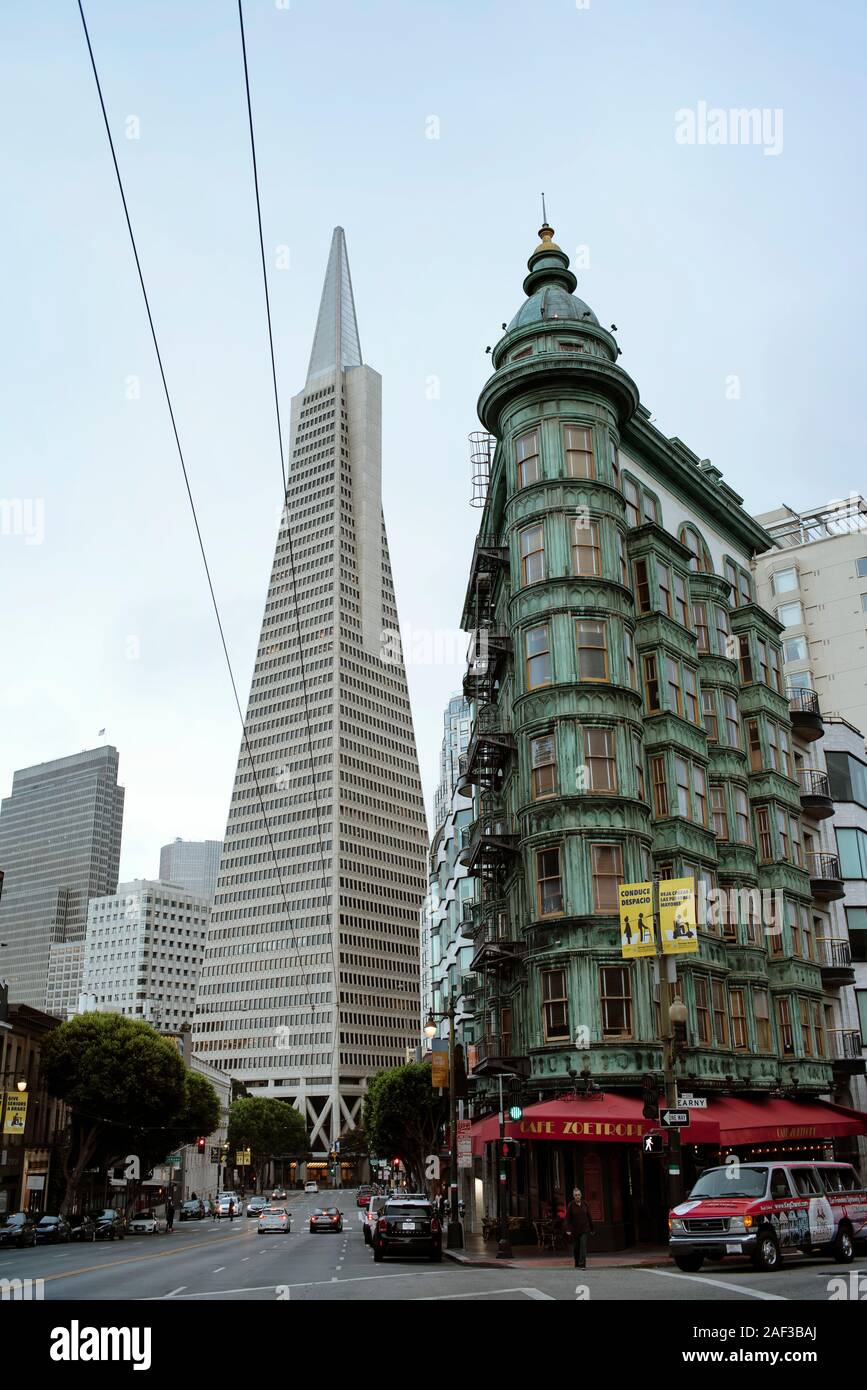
[564,1187,595,1268]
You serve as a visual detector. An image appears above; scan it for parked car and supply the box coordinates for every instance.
[34,1214,71,1245]
[0,1212,37,1249]
[90,1208,125,1241]
[356,1186,373,1208]
[669,1161,867,1272]
[361,1195,391,1245]
[309,1206,343,1233]
[179,1199,206,1221]
[246,1196,268,1218]
[304,1181,319,1194]
[67,1213,97,1243]
[372,1200,442,1263]
[258,1205,292,1235]
[128,1210,168,1236]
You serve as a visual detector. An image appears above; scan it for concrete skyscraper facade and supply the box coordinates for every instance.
[0,747,125,1010]
[193,229,427,1150]
[158,838,222,903]
[432,693,472,832]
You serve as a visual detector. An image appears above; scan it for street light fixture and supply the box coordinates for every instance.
[423,1011,437,1040]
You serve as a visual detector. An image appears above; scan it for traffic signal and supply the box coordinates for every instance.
[642,1132,664,1156]
[499,1139,520,1160]
[196,1136,206,1153]
[641,1072,659,1120]
[508,1104,523,1122]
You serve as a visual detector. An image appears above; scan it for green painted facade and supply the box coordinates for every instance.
[459,225,834,1105]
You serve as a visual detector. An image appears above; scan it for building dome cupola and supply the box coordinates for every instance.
[507,221,599,331]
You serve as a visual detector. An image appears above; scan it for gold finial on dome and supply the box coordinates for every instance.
[533,195,561,253]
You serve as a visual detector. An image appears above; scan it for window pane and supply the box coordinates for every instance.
[576,620,608,680]
[776,601,804,627]
[773,568,798,594]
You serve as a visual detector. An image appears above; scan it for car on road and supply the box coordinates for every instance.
[270,1188,288,1201]
[304,1181,319,1194]
[356,1186,373,1208]
[34,1214,71,1245]
[179,1199,206,1221]
[90,1208,126,1241]
[0,1212,37,1249]
[309,1206,343,1233]
[128,1211,168,1236]
[668,1160,867,1272]
[246,1196,268,1218]
[361,1194,391,1245]
[372,1200,442,1263]
[67,1213,97,1243]
[215,1194,240,1219]
[258,1205,292,1235]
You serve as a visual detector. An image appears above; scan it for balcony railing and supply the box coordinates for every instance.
[828,1028,863,1061]
[816,937,852,970]
[476,1033,514,1065]
[788,687,821,717]
[798,768,831,799]
[808,851,843,881]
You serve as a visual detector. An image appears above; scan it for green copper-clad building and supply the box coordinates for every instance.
[458,224,866,1249]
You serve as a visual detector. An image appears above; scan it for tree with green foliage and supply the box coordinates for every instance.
[40,1012,220,1211]
[227,1097,308,1191]
[362,1064,446,1188]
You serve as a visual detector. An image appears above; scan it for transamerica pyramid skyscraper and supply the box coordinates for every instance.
[194,229,427,1152]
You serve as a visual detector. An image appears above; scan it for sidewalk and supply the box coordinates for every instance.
[443,1231,671,1270]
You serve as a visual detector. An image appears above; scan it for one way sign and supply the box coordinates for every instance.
[661,1109,689,1128]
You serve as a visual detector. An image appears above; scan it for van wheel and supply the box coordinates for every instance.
[832,1224,855,1263]
[752,1231,780,1271]
[674,1254,704,1272]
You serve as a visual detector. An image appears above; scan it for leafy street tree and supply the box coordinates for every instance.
[40,1012,220,1211]
[227,1097,308,1190]
[362,1064,446,1188]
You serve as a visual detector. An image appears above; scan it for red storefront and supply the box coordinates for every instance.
[471,1094,867,1251]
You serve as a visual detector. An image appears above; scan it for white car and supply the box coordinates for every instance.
[258,1206,292,1235]
[304,1181,319,1194]
[127,1212,167,1235]
[215,1194,241,1219]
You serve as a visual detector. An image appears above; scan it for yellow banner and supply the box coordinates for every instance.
[618,882,655,958]
[659,877,698,954]
[235,1149,251,1165]
[431,1053,449,1088]
[2,1092,28,1134]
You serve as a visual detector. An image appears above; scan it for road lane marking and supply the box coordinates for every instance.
[419,1287,555,1301]
[23,1231,250,1284]
[166,1287,186,1297]
[140,1270,450,1299]
[213,1267,226,1274]
[645,1269,787,1301]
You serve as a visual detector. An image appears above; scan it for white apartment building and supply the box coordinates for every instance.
[83,880,210,1031]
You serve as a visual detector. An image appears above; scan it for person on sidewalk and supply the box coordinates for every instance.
[564,1188,595,1269]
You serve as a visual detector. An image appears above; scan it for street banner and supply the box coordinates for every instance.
[2,1092,28,1134]
[431,1052,449,1088]
[235,1149,251,1165]
[659,877,698,954]
[618,882,655,958]
[457,1119,472,1169]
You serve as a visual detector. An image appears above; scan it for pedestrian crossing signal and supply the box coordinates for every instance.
[499,1139,520,1160]
[642,1132,664,1156]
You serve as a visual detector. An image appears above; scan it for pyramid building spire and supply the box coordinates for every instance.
[306,226,363,383]
[195,229,427,1153]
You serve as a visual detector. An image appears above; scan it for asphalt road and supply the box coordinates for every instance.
[2,1191,865,1302]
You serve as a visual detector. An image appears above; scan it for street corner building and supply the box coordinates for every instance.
[458,222,867,1249]
[192,229,428,1155]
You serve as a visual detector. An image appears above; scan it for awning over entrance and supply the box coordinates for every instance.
[470,1094,867,1155]
[712,1096,867,1146]
[471,1093,718,1153]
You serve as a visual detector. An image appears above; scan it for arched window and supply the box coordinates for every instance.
[679,524,714,573]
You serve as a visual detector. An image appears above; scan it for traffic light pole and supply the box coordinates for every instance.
[654,878,684,1207]
[496,1073,512,1259]
[446,997,463,1249]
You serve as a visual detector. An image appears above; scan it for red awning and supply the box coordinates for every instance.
[711,1096,867,1146]
[470,1093,718,1153]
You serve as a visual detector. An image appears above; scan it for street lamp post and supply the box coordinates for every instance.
[424,999,463,1250]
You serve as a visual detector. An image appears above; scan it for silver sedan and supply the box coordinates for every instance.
[258,1206,291,1235]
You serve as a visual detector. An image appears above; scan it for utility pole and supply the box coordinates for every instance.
[496,1072,512,1259]
[446,996,462,1249]
[653,879,684,1207]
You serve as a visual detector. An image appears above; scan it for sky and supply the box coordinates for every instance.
[1,0,865,880]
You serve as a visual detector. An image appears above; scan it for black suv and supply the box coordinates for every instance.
[0,1211,37,1248]
[180,1199,206,1221]
[372,1200,442,1263]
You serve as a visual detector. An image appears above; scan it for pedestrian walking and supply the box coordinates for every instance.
[564,1187,595,1269]
[165,1197,175,1233]
[228,1198,235,1222]
[212,1197,219,1221]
